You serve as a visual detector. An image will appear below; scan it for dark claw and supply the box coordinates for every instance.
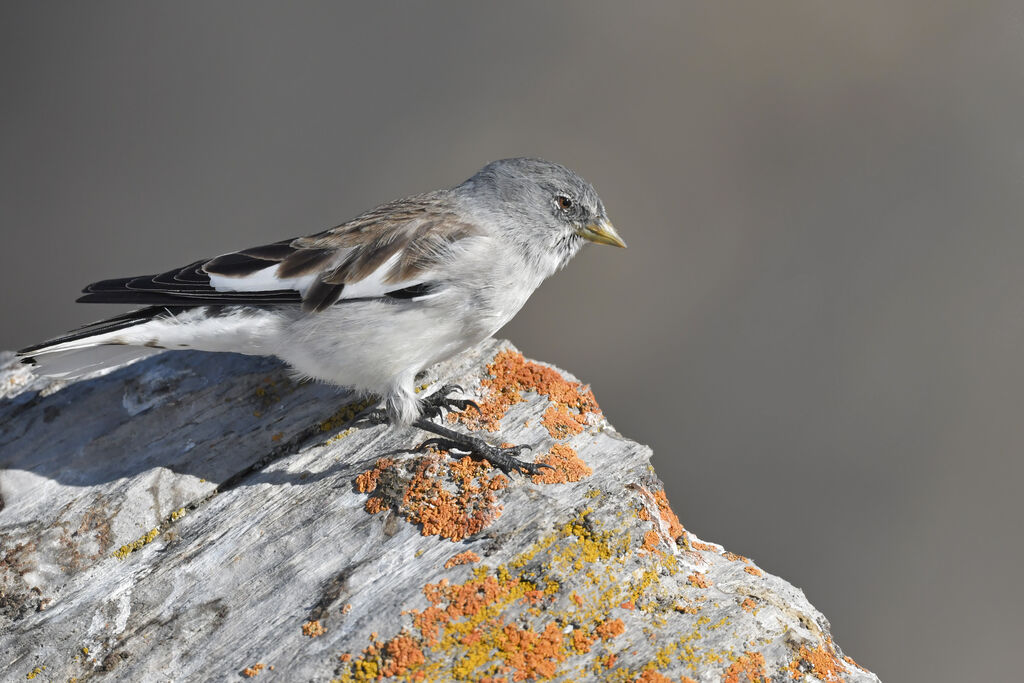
[419,383,480,418]
[447,398,480,413]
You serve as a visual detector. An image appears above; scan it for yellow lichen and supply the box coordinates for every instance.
[320,398,375,432]
[326,427,358,445]
[112,528,160,560]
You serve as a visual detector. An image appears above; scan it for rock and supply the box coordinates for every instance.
[0,340,879,682]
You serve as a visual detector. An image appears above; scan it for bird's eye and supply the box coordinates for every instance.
[556,195,574,210]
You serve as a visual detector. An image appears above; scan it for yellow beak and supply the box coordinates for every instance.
[579,218,627,248]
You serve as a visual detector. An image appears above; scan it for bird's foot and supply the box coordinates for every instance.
[413,420,551,476]
[418,383,480,419]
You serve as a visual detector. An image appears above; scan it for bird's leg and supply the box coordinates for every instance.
[357,383,473,425]
[361,384,550,475]
[416,384,549,474]
[411,417,551,476]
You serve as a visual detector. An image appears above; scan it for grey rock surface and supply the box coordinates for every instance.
[0,340,878,682]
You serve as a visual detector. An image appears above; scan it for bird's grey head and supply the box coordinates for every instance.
[459,157,625,274]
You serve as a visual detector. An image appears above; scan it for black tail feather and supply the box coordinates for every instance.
[16,306,194,355]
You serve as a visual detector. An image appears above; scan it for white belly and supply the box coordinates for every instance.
[275,295,485,395]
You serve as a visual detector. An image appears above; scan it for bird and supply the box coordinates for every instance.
[18,157,626,472]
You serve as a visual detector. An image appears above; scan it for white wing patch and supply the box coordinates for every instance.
[208,265,316,295]
[207,253,431,302]
[335,254,423,299]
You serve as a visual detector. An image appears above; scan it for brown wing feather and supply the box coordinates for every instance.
[294,193,482,290]
[78,193,481,313]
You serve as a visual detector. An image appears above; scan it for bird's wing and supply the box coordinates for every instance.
[77,194,483,313]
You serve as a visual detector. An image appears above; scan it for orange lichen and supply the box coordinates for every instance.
[723,551,749,563]
[681,677,699,683]
[652,489,685,541]
[635,671,674,683]
[302,620,326,638]
[380,635,427,677]
[355,458,394,493]
[521,589,546,606]
[451,350,600,432]
[360,453,508,542]
[498,622,566,680]
[723,651,767,683]
[404,456,508,541]
[242,663,265,678]
[788,640,848,681]
[354,350,610,544]
[642,530,662,552]
[334,473,819,683]
[334,566,577,682]
[414,574,525,647]
[339,653,352,663]
[540,404,587,439]
[594,618,626,640]
[444,551,482,569]
[743,566,763,577]
[530,444,593,484]
[690,541,717,552]
[688,573,712,589]
[571,628,596,653]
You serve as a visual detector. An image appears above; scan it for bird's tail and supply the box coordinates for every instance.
[19,344,161,380]
[17,306,180,380]
[19,305,281,380]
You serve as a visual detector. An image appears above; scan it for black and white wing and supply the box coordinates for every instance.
[77,194,482,313]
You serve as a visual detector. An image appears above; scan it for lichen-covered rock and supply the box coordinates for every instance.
[0,341,879,682]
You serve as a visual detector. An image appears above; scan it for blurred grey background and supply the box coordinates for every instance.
[3,2,1023,679]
